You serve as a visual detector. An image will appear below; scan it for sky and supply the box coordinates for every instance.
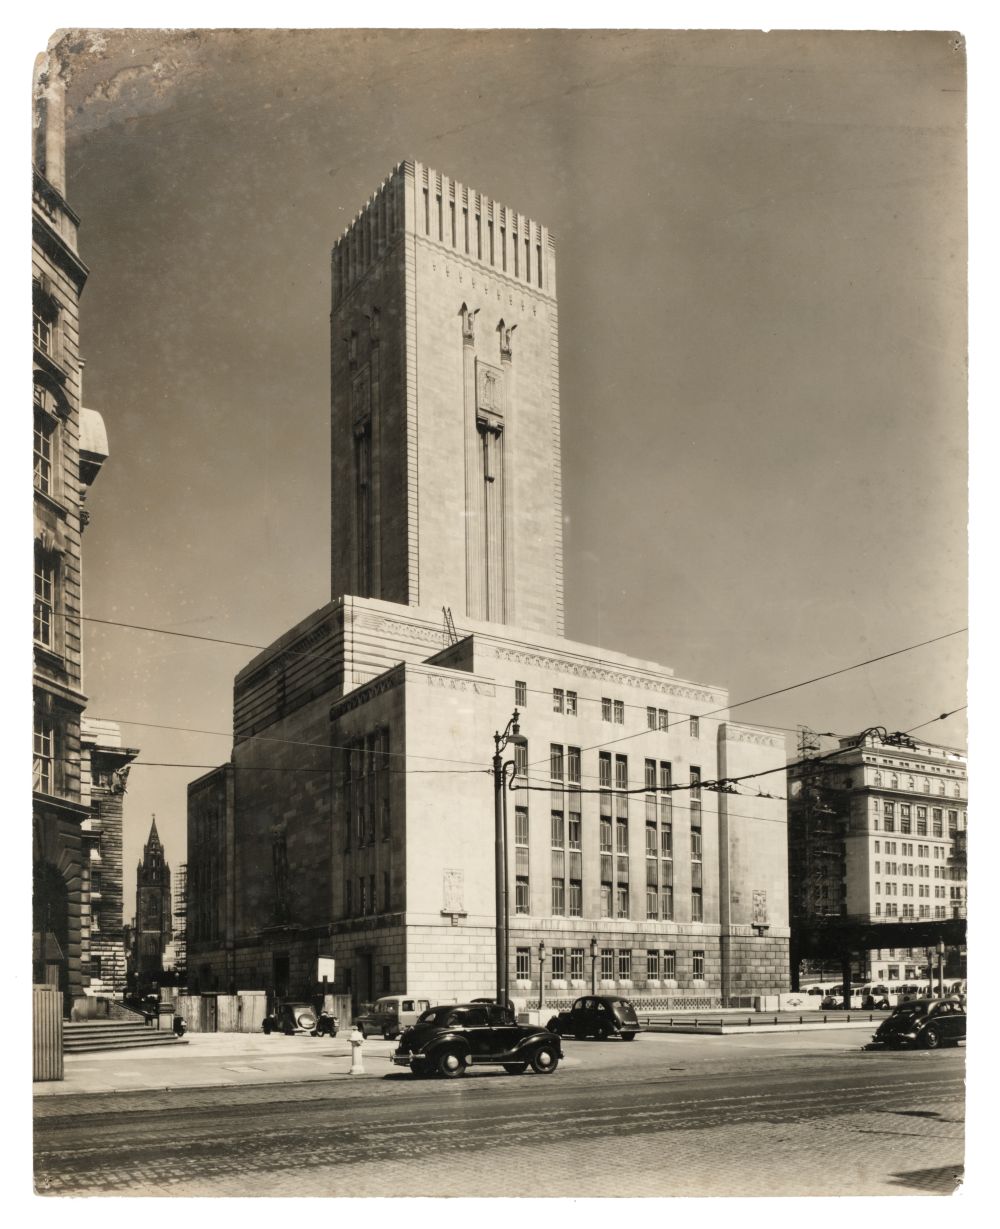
[38,24,969,909]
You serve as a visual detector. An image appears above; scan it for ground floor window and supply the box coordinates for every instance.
[570,948,584,980]
[551,947,566,979]
[600,948,614,980]
[663,950,676,979]
[515,947,531,979]
[618,949,631,980]
[692,950,705,979]
[647,949,659,979]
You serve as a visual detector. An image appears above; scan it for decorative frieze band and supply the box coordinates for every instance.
[491,646,723,703]
[722,726,784,749]
[330,666,404,719]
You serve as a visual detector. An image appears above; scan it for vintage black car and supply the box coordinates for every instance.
[546,995,640,1041]
[392,1003,562,1077]
[867,997,966,1050]
[262,1002,318,1035]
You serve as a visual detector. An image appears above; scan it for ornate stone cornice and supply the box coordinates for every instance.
[425,673,495,697]
[721,726,784,749]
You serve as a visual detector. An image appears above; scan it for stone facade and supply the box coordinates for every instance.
[32,64,108,1015]
[187,164,790,1014]
[79,719,139,995]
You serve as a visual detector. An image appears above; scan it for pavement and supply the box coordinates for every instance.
[35,1015,889,1097]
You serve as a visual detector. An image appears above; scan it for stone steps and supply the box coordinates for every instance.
[63,1020,187,1053]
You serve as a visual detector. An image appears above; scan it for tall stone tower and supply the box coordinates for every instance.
[330,161,564,636]
[134,817,173,985]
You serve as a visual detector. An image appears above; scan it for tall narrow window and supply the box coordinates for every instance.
[33,715,54,794]
[537,242,543,287]
[514,680,527,707]
[423,187,430,234]
[354,419,372,596]
[500,225,507,271]
[34,555,54,647]
[463,206,469,253]
[450,199,456,246]
[34,407,54,495]
[488,218,494,264]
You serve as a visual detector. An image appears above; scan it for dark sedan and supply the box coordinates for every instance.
[867,997,966,1050]
[546,995,640,1041]
[392,1003,562,1077]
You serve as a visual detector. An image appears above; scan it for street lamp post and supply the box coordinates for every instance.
[590,935,598,994]
[538,940,546,1014]
[936,940,945,998]
[493,711,526,1009]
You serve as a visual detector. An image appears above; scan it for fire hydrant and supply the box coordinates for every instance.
[348,1027,366,1075]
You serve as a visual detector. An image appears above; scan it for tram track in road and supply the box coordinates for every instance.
[35,1053,965,1195]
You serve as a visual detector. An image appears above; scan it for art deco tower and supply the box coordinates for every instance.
[330,161,564,636]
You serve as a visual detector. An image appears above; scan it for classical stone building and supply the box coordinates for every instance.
[187,162,790,1012]
[787,732,968,986]
[79,718,140,996]
[32,64,109,1014]
[133,818,173,987]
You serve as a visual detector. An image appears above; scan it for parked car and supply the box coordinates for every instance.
[391,1002,562,1077]
[867,997,966,1050]
[262,1002,317,1035]
[355,995,432,1040]
[807,986,826,995]
[546,995,640,1041]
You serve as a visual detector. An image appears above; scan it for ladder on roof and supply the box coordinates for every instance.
[443,606,458,646]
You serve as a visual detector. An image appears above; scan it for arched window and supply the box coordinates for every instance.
[890,774,899,789]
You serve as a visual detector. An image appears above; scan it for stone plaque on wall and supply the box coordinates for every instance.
[443,869,465,914]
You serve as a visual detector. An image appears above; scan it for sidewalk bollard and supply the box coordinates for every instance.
[348,1028,366,1075]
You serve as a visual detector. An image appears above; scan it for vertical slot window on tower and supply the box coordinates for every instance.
[501,225,507,271]
[450,199,456,246]
[525,237,531,283]
[488,219,494,265]
[423,187,430,235]
[437,194,443,240]
[463,206,469,253]
[537,242,543,287]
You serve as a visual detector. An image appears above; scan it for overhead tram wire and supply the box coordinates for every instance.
[79,613,966,778]
[523,626,968,769]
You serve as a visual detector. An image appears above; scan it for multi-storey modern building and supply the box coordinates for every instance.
[787,731,967,985]
[79,718,140,996]
[187,162,790,1013]
[32,64,109,1014]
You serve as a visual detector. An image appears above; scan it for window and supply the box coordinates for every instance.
[33,716,54,794]
[600,817,612,853]
[567,746,581,786]
[568,880,582,917]
[616,885,629,918]
[551,947,566,980]
[615,754,628,790]
[600,949,614,980]
[690,766,701,798]
[916,806,927,836]
[90,869,101,894]
[568,810,581,851]
[599,752,612,788]
[359,876,367,915]
[923,778,930,793]
[663,950,676,979]
[550,744,564,781]
[515,876,530,914]
[647,950,659,980]
[566,691,577,716]
[689,716,700,738]
[900,804,911,834]
[515,805,529,847]
[616,817,629,854]
[932,808,943,837]
[551,878,565,915]
[601,697,612,722]
[947,810,958,837]
[551,809,564,847]
[514,680,527,707]
[618,949,631,981]
[883,802,895,832]
[691,823,702,861]
[514,741,528,780]
[873,770,882,786]
[34,555,55,647]
[614,699,624,725]
[692,950,705,979]
[553,688,564,713]
[659,762,672,823]
[570,948,584,980]
[658,709,669,730]
[383,870,390,911]
[647,706,656,730]
[34,405,55,495]
[516,947,530,979]
[691,888,703,921]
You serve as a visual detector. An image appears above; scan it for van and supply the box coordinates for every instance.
[355,994,432,1040]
